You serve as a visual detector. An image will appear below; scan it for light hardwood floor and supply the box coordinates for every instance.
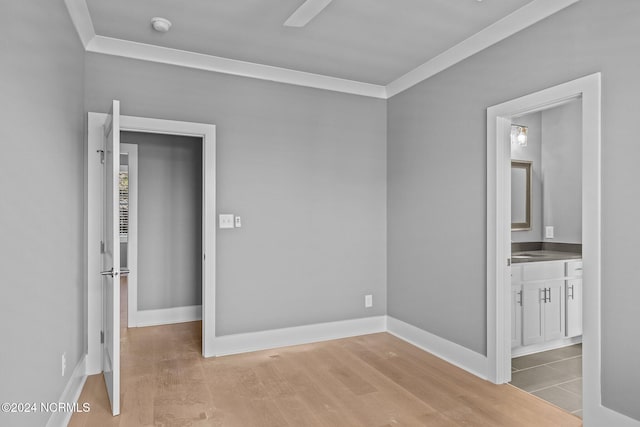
[70,282,581,426]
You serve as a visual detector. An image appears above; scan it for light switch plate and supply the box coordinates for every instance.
[219,214,235,229]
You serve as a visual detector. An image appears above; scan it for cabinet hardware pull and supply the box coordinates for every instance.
[548,287,551,303]
[517,290,523,306]
[569,285,574,299]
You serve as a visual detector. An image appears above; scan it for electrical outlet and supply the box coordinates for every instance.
[235,216,242,228]
[365,294,373,308]
[61,353,66,377]
[545,226,554,239]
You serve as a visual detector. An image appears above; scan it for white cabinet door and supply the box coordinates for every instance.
[522,283,544,346]
[511,285,523,348]
[544,280,565,341]
[566,279,583,337]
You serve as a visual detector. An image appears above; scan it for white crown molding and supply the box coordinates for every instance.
[65,0,579,99]
[385,0,581,98]
[64,0,95,48]
[86,36,387,99]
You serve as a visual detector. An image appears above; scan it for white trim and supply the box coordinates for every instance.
[45,355,87,427]
[63,0,95,48]
[212,316,387,357]
[136,305,202,327]
[65,1,579,99]
[86,36,387,99]
[120,143,138,328]
[284,0,333,27]
[387,316,488,380]
[87,112,216,370]
[588,406,640,427]
[486,73,614,424]
[386,0,580,97]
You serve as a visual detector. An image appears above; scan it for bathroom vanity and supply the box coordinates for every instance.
[511,253,583,356]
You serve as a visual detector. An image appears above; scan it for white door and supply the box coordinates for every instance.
[511,285,522,348]
[101,100,121,416]
[544,280,565,341]
[566,279,583,337]
[522,283,544,346]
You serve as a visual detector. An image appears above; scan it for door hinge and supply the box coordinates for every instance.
[97,149,105,164]
[100,331,104,344]
[100,240,105,253]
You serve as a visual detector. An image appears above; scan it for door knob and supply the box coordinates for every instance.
[100,268,129,277]
[100,268,115,277]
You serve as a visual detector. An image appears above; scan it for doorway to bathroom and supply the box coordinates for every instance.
[486,73,604,424]
[508,99,583,417]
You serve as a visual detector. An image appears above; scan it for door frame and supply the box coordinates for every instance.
[485,72,631,424]
[86,112,217,376]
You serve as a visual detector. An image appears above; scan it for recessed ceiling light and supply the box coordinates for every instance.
[151,17,172,33]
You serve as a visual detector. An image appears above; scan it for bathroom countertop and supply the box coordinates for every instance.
[512,250,582,264]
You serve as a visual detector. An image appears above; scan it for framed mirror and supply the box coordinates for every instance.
[511,160,532,231]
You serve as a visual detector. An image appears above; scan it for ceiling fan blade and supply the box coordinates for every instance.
[284,0,333,27]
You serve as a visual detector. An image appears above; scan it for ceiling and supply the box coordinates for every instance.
[86,0,534,85]
[67,0,579,97]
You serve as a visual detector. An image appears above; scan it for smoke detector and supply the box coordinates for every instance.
[151,17,172,33]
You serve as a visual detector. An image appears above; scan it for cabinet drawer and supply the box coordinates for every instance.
[522,261,565,281]
[566,260,583,277]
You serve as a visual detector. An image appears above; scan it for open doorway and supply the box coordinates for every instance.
[86,110,216,417]
[486,73,610,424]
[508,99,583,418]
[117,132,204,418]
[120,133,203,329]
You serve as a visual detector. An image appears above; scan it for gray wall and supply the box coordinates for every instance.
[510,112,543,242]
[0,1,85,426]
[387,0,640,419]
[542,99,582,244]
[86,54,388,335]
[121,132,203,310]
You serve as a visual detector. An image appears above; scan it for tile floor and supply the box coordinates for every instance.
[510,344,583,418]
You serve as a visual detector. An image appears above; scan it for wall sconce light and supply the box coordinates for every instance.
[511,124,528,147]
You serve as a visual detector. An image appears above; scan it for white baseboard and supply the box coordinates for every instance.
[386,316,488,379]
[136,305,202,327]
[512,336,582,358]
[46,354,87,427]
[586,404,640,427]
[212,315,387,357]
